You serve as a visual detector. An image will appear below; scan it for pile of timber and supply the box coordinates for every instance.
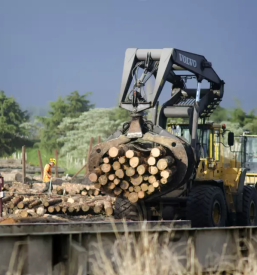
[88,144,177,203]
[1,182,115,218]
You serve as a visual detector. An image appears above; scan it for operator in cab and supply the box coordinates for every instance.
[42,158,56,192]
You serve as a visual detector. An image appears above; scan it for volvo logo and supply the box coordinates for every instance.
[179,53,197,68]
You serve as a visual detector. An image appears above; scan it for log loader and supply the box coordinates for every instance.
[88,48,257,227]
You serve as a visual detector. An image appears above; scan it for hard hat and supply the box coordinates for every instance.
[50,158,56,165]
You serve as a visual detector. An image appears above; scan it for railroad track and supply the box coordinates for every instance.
[0,221,256,274]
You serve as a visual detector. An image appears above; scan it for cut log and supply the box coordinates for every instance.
[129,157,143,168]
[125,150,139,159]
[18,200,32,209]
[148,175,158,184]
[143,176,149,182]
[55,205,61,212]
[101,164,111,173]
[98,174,108,185]
[43,199,62,207]
[89,168,102,183]
[28,200,42,209]
[120,180,129,190]
[148,166,159,175]
[123,164,130,170]
[112,161,121,171]
[62,206,67,214]
[134,186,141,193]
[94,201,104,213]
[36,207,45,216]
[108,147,125,158]
[9,196,24,208]
[113,187,122,196]
[137,164,148,175]
[138,191,145,199]
[48,206,55,213]
[108,174,115,181]
[160,178,170,184]
[115,169,124,179]
[148,185,155,193]
[94,189,100,196]
[103,200,113,216]
[81,204,90,212]
[2,195,13,204]
[153,181,160,188]
[128,192,138,203]
[147,156,156,166]
[81,191,88,196]
[131,174,143,186]
[128,186,134,192]
[151,146,166,158]
[118,156,127,164]
[126,167,135,177]
[108,182,116,190]
[56,186,64,195]
[141,183,148,192]
[114,178,120,185]
[103,157,110,164]
[157,156,175,170]
[94,183,101,189]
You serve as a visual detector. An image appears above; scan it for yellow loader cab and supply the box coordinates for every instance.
[239,130,257,185]
[167,122,256,226]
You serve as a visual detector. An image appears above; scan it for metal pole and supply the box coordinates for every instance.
[37,150,43,179]
[191,82,201,151]
[85,137,94,176]
[22,146,26,183]
[55,149,58,178]
[98,136,101,144]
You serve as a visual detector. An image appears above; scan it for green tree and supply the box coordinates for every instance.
[209,106,228,123]
[0,91,30,156]
[66,91,94,117]
[38,91,94,151]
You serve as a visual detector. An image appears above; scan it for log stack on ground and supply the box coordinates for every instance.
[88,144,177,203]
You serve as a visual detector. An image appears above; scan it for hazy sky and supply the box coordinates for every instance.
[1,0,257,111]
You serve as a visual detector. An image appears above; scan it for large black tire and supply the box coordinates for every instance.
[114,197,143,221]
[186,185,227,227]
[237,185,257,226]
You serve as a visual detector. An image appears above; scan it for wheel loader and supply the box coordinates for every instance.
[88,48,257,227]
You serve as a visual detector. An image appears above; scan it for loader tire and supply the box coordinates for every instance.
[186,185,227,227]
[114,197,143,221]
[237,185,257,226]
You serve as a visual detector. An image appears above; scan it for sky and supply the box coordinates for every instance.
[1,0,257,112]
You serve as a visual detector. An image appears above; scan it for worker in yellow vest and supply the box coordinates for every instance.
[43,158,56,192]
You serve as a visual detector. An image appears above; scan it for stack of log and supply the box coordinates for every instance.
[1,182,115,218]
[88,144,177,203]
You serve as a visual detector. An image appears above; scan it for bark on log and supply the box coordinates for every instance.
[2,195,13,204]
[9,196,24,208]
[28,200,42,209]
[43,199,62,207]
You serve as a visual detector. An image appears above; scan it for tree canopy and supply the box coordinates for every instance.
[0,91,30,156]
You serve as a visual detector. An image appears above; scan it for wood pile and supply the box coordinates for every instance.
[88,144,177,203]
[1,182,115,218]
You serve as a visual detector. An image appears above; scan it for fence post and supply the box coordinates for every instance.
[0,175,4,217]
[85,137,94,176]
[98,136,101,144]
[37,150,43,179]
[55,149,58,178]
[22,146,26,183]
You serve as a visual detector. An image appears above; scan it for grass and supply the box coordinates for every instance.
[13,147,85,175]
[89,222,257,275]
